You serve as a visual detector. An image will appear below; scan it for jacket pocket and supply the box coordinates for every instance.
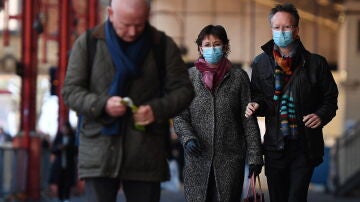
[81,119,102,137]
[78,136,107,169]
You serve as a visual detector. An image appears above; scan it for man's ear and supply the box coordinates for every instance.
[293,27,300,39]
[107,7,113,22]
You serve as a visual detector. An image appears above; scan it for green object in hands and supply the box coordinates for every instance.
[120,97,145,132]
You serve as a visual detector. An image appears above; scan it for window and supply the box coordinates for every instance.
[0,0,20,32]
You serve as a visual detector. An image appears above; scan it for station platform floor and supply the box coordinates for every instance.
[38,184,360,202]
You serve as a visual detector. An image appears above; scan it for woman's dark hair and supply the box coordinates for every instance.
[268,3,300,26]
[195,24,230,57]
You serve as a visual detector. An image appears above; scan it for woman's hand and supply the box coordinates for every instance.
[245,102,259,118]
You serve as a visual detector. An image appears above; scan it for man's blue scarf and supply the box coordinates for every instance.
[102,19,152,136]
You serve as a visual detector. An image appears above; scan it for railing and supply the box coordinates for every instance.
[0,144,51,200]
[332,122,360,195]
[0,145,28,199]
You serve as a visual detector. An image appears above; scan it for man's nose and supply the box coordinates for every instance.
[128,26,136,36]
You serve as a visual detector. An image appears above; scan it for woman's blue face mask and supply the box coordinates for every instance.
[272,30,293,48]
[202,46,224,64]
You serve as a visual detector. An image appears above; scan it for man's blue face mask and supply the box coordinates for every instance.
[202,46,224,64]
[272,30,293,48]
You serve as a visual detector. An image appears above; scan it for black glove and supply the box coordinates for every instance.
[184,139,202,158]
[248,164,262,178]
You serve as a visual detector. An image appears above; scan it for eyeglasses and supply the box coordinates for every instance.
[271,25,297,31]
[202,46,223,51]
[202,44,223,48]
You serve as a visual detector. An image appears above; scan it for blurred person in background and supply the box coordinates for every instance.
[245,3,338,202]
[49,122,78,202]
[0,126,12,145]
[174,24,263,202]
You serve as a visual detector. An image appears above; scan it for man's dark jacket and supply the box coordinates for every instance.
[62,23,194,180]
[251,39,338,166]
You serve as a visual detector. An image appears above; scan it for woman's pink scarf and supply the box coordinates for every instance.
[194,57,232,92]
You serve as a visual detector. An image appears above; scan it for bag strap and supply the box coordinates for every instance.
[256,175,263,196]
[86,28,98,81]
[246,174,264,202]
[74,29,98,146]
[246,174,257,202]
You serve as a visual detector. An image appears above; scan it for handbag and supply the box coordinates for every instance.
[243,174,265,202]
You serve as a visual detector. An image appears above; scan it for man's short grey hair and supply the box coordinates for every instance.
[268,3,300,26]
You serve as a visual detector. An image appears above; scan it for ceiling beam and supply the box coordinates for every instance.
[254,0,341,30]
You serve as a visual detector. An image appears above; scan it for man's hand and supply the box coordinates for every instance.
[105,96,127,117]
[245,102,259,118]
[133,105,155,126]
[303,113,322,128]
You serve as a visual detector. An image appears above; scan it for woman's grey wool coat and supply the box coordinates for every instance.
[174,66,263,202]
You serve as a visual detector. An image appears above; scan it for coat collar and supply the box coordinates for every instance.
[261,39,309,56]
[91,22,106,39]
[261,39,311,66]
[90,22,163,44]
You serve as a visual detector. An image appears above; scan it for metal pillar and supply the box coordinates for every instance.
[20,0,40,199]
[41,0,58,63]
[3,0,9,46]
[58,0,72,128]
[41,0,49,63]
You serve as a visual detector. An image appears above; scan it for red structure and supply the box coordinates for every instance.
[57,0,72,128]
[19,0,41,200]
[87,0,99,28]
[3,0,100,200]
[2,0,21,46]
[57,0,99,128]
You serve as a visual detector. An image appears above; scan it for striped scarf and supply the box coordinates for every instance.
[273,49,298,138]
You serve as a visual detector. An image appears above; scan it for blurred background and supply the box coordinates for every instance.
[0,0,360,201]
